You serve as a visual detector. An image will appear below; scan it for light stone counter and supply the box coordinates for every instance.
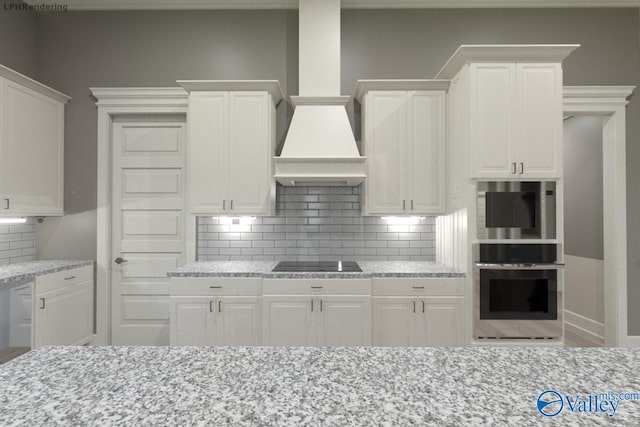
[167,260,464,279]
[0,260,94,291]
[0,346,638,426]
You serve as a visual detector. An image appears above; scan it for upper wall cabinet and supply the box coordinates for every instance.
[178,81,282,216]
[0,64,69,217]
[355,80,449,216]
[437,45,578,183]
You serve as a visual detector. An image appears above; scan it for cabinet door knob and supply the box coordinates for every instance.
[311,299,314,312]
[519,162,524,174]
[114,257,128,265]
[230,200,234,210]
[209,300,214,312]
[3,199,9,210]
[320,299,323,312]
[411,200,414,210]
[223,200,226,210]
[422,300,425,313]
[511,163,517,174]
[39,298,45,309]
[403,200,406,210]
[413,300,416,313]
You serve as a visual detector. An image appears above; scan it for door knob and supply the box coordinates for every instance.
[114,257,128,265]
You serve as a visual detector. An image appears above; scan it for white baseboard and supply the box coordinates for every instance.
[622,336,640,347]
[565,309,604,342]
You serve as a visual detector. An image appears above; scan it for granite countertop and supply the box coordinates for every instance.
[0,260,94,290]
[1,346,639,426]
[167,261,464,279]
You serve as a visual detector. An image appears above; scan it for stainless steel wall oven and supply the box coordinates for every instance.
[474,243,563,340]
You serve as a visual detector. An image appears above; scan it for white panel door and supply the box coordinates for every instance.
[365,91,407,214]
[407,90,446,214]
[111,116,186,345]
[317,296,371,346]
[516,63,563,178]
[217,296,262,346]
[372,297,414,347]
[170,296,214,346]
[227,92,272,215]
[33,281,93,348]
[470,63,516,178]
[0,78,64,216]
[188,92,228,214]
[420,297,464,347]
[263,296,314,346]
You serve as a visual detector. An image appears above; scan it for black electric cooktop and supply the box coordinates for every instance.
[272,261,362,273]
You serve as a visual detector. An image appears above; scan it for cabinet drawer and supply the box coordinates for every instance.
[170,277,262,296]
[371,278,464,296]
[263,279,371,296]
[36,265,93,296]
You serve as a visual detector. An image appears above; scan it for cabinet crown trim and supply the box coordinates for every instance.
[176,80,283,104]
[353,79,450,103]
[0,64,70,103]
[435,44,580,79]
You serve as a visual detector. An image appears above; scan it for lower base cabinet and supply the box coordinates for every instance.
[169,278,262,346]
[33,265,94,348]
[262,294,371,347]
[372,278,465,347]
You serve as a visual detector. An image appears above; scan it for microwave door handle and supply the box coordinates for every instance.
[475,263,565,270]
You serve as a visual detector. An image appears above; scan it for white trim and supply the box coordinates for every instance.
[21,0,640,10]
[0,64,70,103]
[353,79,450,103]
[564,309,604,340]
[563,85,634,348]
[177,81,282,104]
[91,87,190,345]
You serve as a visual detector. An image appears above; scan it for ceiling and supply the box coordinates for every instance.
[21,0,640,10]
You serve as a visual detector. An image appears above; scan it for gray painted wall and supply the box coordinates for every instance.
[0,7,638,334]
[0,0,36,77]
[563,116,604,260]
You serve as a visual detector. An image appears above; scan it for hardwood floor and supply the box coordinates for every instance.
[0,347,30,365]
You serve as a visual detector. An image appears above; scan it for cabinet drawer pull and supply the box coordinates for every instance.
[403,200,406,210]
[40,298,45,309]
[230,200,234,210]
[411,200,414,210]
[412,286,424,289]
[311,286,323,289]
[223,200,226,210]
[3,199,9,210]
[209,286,222,289]
[511,163,517,174]
[519,162,524,174]
[64,276,76,281]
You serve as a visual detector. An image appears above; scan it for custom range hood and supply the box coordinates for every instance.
[274,0,365,186]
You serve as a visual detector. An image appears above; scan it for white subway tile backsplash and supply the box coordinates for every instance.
[196,186,436,262]
[0,218,36,264]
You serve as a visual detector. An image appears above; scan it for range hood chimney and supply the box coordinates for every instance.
[274,0,366,186]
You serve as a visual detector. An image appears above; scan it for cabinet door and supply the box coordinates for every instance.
[516,63,563,178]
[406,90,446,214]
[227,92,273,215]
[8,283,32,347]
[217,296,262,346]
[470,63,516,179]
[364,91,407,214]
[34,281,93,348]
[372,297,414,347]
[188,92,229,214]
[170,296,214,346]
[417,297,464,347]
[0,78,64,216]
[317,296,371,346]
[263,296,314,346]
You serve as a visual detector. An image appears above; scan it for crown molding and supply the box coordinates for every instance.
[22,0,640,10]
[90,87,188,107]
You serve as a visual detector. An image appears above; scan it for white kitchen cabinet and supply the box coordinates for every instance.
[178,81,282,216]
[355,81,448,215]
[169,277,262,346]
[371,278,465,347]
[33,265,94,348]
[437,46,577,184]
[0,64,69,217]
[262,279,372,347]
[469,63,563,179]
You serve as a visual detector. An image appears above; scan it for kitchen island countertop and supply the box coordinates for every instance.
[167,260,464,279]
[0,260,94,290]
[0,345,638,426]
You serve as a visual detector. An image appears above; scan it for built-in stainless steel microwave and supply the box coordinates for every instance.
[477,181,556,240]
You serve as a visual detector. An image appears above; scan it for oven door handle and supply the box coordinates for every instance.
[474,263,564,270]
